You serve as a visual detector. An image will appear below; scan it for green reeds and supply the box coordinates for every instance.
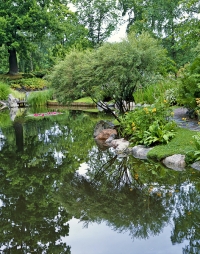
[27,89,53,106]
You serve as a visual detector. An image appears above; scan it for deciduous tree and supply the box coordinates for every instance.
[49,32,168,114]
[0,0,85,74]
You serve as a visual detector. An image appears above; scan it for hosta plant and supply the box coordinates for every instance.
[119,100,177,146]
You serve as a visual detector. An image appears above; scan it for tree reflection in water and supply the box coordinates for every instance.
[59,147,200,252]
[0,110,98,253]
[1,109,200,253]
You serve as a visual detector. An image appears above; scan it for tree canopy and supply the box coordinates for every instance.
[0,0,87,74]
[49,32,168,113]
[71,0,120,46]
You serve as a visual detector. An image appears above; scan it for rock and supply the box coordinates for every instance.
[8,94,18,108]
[162,154,186,170]
[95,129,117,140]
[111,138,129,154]
[93,120,115,138]
[94,138,110,150]
[191,161,200,171]
[10,107,19,121]
[132,145,152,160]
[105,133,116,145]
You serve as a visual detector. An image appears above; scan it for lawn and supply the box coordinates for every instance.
[147,127,197,162]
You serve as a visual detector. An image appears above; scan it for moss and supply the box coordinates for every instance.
[147,127,197,161]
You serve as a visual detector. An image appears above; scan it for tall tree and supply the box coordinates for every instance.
[118,0,200,68]
[71,0,120,46]
[0,0,83,74]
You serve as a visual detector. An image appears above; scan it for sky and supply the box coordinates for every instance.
[107,21,127,42]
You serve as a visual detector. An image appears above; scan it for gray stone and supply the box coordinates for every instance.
[10,107,19,121]
[8,94,18,108]
[162,154,186,170]
[132,145,152,160]
[191,161,200,171]
[105,133,116,145]
[111,138,130,154]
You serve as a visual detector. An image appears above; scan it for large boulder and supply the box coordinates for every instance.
[191,161,200,171]
[95,129,117,140]
[111,138,129,154]
[93,120,115,138]
[8,94,18,108]
[132,145,152,160]
[162,154,186,170]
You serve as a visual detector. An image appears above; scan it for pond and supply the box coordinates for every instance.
[0,107,200,254]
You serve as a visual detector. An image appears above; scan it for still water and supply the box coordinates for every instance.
[0,107,200,254]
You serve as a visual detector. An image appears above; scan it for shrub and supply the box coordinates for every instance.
[10,78,49,91]
[118,100,177,146]
[191,133,200,161]
[27,89,53,106]
[164,87,179,105]
[0,82,10,100]
[177,55,200,115]
[134,78,178,105]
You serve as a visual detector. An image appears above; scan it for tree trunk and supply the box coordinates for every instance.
[8,48,18,75]
[14,122,24,152]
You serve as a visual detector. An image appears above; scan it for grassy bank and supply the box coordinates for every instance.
[147,127,197,162]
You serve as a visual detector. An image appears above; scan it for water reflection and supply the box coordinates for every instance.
[59,148,200,253]
[0,109,200,253]
[0,109,97,253]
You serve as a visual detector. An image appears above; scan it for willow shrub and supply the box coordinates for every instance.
[27,89,53,106]
[48,32,168,114]
[118,100,177,146]
[0,82,10,100]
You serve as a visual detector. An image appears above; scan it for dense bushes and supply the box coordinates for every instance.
[177,46,200,117]
[119,101,177,146]
[134,79,179,105]
[0,82,10,100]
[10,77,48,91]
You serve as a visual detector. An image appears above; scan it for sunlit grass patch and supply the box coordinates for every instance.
[147,127,197,161]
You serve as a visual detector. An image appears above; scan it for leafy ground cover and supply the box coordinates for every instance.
[147,128,196,162]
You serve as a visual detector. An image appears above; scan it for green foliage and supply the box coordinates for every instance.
[143,121,176,146]
[73,0,120,46]
[0,110,12,128]
[165,87,179,105]
[191,133,200,161]
[74,97,94,104]
[10,89,25,100]
[10,78,48,91]
[27,89,53,106]
[134,78,179,105]
[47,50,86,103]
[121,0,199,68]
[0,0,89,73]
[49,32,168,113]
[178,54,200,114]
[0,82,10,100]
[148,128,197,161]
[118,101,176,146]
